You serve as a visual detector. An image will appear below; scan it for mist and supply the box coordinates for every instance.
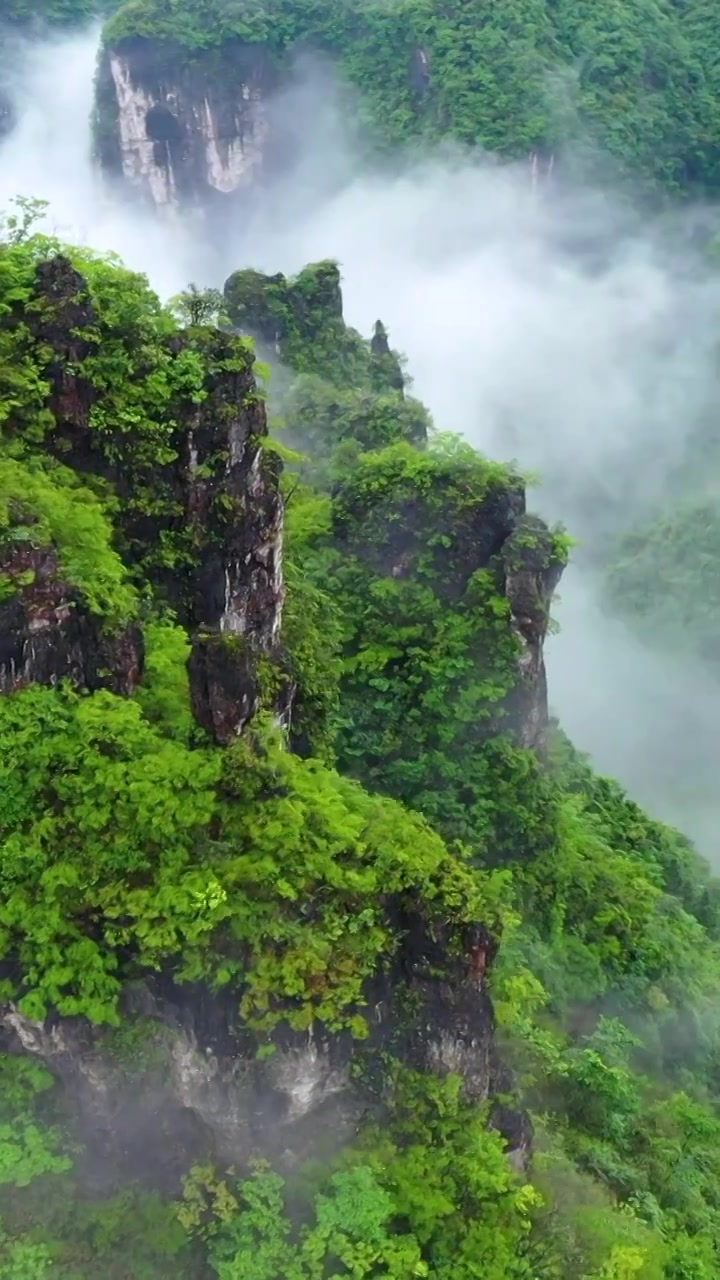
[2,25,720,851]
[0,24,200,293]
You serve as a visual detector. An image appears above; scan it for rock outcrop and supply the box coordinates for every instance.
[223,262,423,434]
[502,513,565,750]
[1,254,286,742]
[222,259,563,757]
[0,908,527,1186]
[0,541,143,697]
[224,261,346,360]
[182,333,286,743]
[0,250,548,1197]
[95,37,279,208]
[333,458,563,753]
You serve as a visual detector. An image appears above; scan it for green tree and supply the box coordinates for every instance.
[169,283,230,328]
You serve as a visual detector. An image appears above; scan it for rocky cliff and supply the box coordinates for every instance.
[221,261,567,856]
[0,536,144,698]
[95,36,280,208]
[332,465,562,755]
[0,246,560,1196]
[1,252,286,741]
[0,912,528,1187]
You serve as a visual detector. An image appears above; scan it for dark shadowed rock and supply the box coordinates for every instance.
[370,319,405,394]
[0,895,530,1186]
[179,329,287,742]
[0,542,143,697]
[30,257,99,436]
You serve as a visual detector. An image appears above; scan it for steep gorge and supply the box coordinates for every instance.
[1,220,719,1279]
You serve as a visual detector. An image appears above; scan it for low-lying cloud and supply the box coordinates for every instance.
[2,25,720,851]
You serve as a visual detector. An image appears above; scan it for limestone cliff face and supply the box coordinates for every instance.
[182,329,287,743]
[0,913,528,1186]
[1,254,286,741]
[502,514,564,750]
[95,37,278,208]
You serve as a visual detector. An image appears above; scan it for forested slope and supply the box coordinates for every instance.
[96,0,720,195]
[6,0,720,193]
[1,0,720,1274]
[0,195,717,1278]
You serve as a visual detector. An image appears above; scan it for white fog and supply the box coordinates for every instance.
[3,24,719,850]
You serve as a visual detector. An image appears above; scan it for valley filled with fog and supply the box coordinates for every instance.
[4,23,719,850]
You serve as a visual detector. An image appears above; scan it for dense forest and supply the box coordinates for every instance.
[10,0,720,194]
[0,203,717,1278]
[1,0,720,1277]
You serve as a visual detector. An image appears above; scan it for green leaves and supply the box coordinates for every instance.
[204,1074,539,1279]
[168,284,231,329]
[0,455,137,624]
[0,686,222,1020]
[0,685,493,1032]
[0,1056,70,1190]
[2,0,96,24]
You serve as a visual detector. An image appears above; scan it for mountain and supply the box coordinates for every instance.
[0,206,718,1277]
[92,0,720,208]
[1,3,720,1278]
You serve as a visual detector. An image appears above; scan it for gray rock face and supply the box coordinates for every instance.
[183,335,287,743]
[0,914,528,1186]
[96,37,278,208]
[0,1001,360,1180]
[502,513,566,750]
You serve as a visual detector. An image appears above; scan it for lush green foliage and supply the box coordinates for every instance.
[104,0,720,193]
[484,733,720,1276]
[2,222,720,1280]
[260,261,720,1278]
[0,454,136,622]
[0,684,499,1031]
[1,0,100,25]
[224,262,398,389]
[286,439,559,859]
[282,374,429,465]
[0,224,265,613]
[197,1073,540,1279]
[169,284,230,329]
